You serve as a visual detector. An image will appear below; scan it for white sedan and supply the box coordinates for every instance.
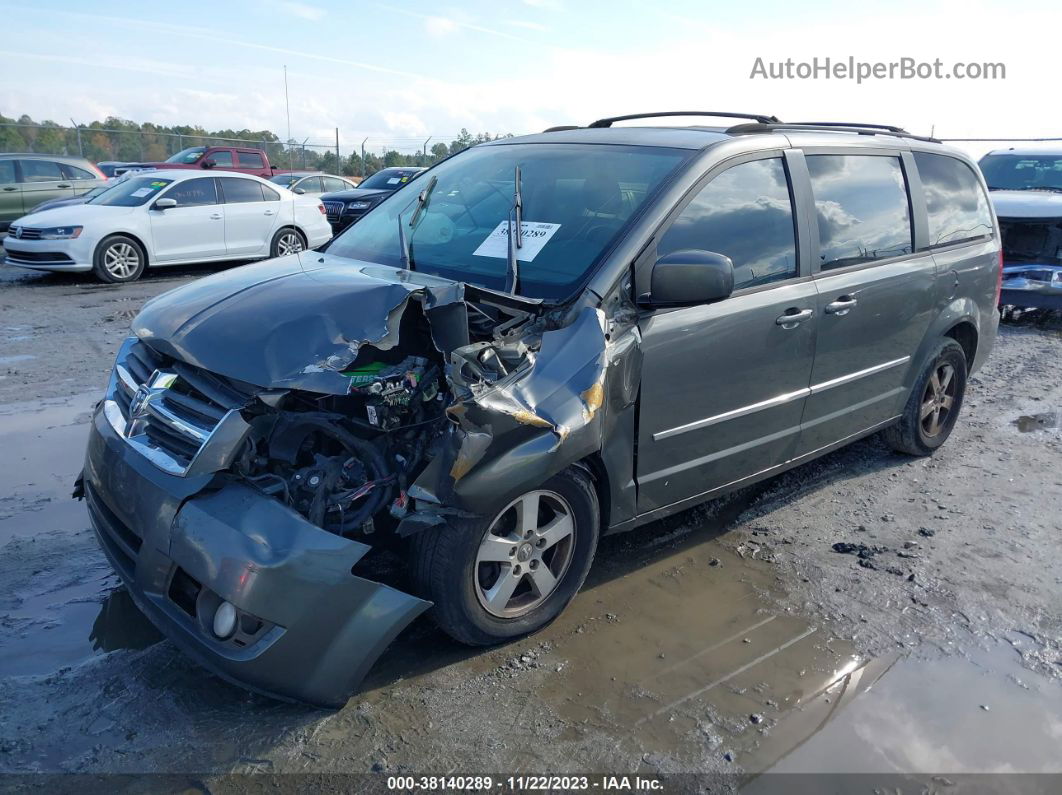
[1,169,333,283]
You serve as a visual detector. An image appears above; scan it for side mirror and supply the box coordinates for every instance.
[294,188,306,195]
[640,249,735,307]
[202,159,216,169]
[154,198,177,210]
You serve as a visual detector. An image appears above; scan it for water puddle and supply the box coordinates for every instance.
[1013,412,1060,433]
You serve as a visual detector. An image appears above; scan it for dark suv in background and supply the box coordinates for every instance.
[979,148,1062,310]
[80,112,1000,706]
[320,166,424,234]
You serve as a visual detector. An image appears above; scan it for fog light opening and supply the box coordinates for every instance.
[213,601,238,639]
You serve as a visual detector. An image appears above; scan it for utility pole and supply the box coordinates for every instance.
[423,136,431,159]
[361,137,368,178]
[335,128,340,171]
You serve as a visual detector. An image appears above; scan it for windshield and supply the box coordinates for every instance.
[88,176,174,206]
[165,147,206,164]
[326,143,687,299]
[357,169,421,190]
[270,174,303,187]
[979,154,1062,191]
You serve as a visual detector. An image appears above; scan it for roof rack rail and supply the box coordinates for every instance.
[725,121,941,144]
[588,111,780,128]
[542,125,580,133]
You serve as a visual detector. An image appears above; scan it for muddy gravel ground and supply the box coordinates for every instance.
[0,261,1060,789]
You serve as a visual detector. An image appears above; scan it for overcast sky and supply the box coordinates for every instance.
[2,0,1058,157]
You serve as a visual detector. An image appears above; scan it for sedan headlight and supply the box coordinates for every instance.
[39,226,83,240]
[347,200,374,211]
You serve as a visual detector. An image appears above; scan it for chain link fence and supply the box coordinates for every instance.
[0,121,500,178]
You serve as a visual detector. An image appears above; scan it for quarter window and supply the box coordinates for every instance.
[914,152,994,247]
[19,160,65,182]
[237,151,265,169]
[219,178,265,203]
[164,178,218,207]
[295,176,323,193]
[322,177,349,192]
[659,157,798,289]
[262,184,280,201]
[806,155,912,270]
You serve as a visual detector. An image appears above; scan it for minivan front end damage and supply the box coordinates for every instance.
[81,256,629,705]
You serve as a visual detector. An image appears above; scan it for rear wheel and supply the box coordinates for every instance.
[883,338,967,456]
[409,467,600,646]
[92,235,145,283]
[270,227,306,258]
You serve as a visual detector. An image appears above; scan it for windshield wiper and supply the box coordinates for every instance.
[397,175,438,270]
[504,165,523,294]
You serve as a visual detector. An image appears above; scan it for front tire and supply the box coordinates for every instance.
[92,235,146,283]
[270,227,306,258]
[410,467,600,646]
[883,338,968,456]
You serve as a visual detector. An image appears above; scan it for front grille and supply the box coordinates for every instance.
[107,340,255,475]
[3,250,74,263]
[8,226,42,240]
[323,200,345,220]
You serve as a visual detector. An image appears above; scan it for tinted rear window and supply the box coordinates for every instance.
[807,155,912,270]
[219,178,265,203]
[914,153,994,247]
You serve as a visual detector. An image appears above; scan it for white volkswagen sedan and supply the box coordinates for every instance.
[2,170,333,283]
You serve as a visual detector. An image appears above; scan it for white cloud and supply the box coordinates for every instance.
[424,15,459,36]
[278,1,325,20]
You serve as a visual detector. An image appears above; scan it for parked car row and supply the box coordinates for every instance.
[0,154,107,231]
[3,170,332,282]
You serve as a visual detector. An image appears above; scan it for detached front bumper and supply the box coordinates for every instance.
[1000,263,1062,310]
[83,404,430,707]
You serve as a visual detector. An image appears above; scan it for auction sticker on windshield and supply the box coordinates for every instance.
[473,221,560,262]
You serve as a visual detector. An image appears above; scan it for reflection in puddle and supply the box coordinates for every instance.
[0,586,161,677]
[1014,412,1060,433]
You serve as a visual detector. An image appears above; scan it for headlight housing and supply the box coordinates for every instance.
[39,226,83,240]
[347,200,374,211]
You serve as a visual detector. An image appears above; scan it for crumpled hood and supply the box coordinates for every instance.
[990,190,1062,219]
[132,253,466,394]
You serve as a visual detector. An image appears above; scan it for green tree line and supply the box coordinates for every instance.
[0,113,511,177]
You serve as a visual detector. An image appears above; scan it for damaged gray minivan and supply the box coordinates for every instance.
[78,112,1001,706]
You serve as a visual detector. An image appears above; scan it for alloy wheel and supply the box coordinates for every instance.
[474,490,576,618]
[277,231,304,255]
[920,361,956,438]
[103,242,139,279]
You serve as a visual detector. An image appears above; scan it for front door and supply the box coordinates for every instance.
[795,152,937,453]
[149,177,225,262]
[636,154,817,514]
[217,177,279,256]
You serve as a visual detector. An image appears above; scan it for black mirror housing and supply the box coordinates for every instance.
[642,249,735,307]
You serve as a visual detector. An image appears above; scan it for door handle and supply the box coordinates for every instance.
[776,308,814,328]
[57,183,71,188]
[2,187,16,192]
[209,213,223,220]
[825,295,858,316]
[264,209,275,216]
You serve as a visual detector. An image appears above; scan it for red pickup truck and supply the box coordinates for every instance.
[117,145,280,178]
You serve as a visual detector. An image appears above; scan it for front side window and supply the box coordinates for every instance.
[658,157,798,289]
[914,153,994,247]
[219,177,265,203]
[807,154,912,270]
[979,154,1062,192]
[89,176,173,206]
[237,151,265,169]
[326,143,687,299]
[19,160,65,182]
[295,176,322,193]
[322,176,349,192]
[163,177,218,207]
[208,151,235,168]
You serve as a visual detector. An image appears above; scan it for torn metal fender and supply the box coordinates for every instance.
[416,305,640,517]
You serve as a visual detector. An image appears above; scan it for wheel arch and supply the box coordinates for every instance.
[943,320,978,370]
[96,230,150,267]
